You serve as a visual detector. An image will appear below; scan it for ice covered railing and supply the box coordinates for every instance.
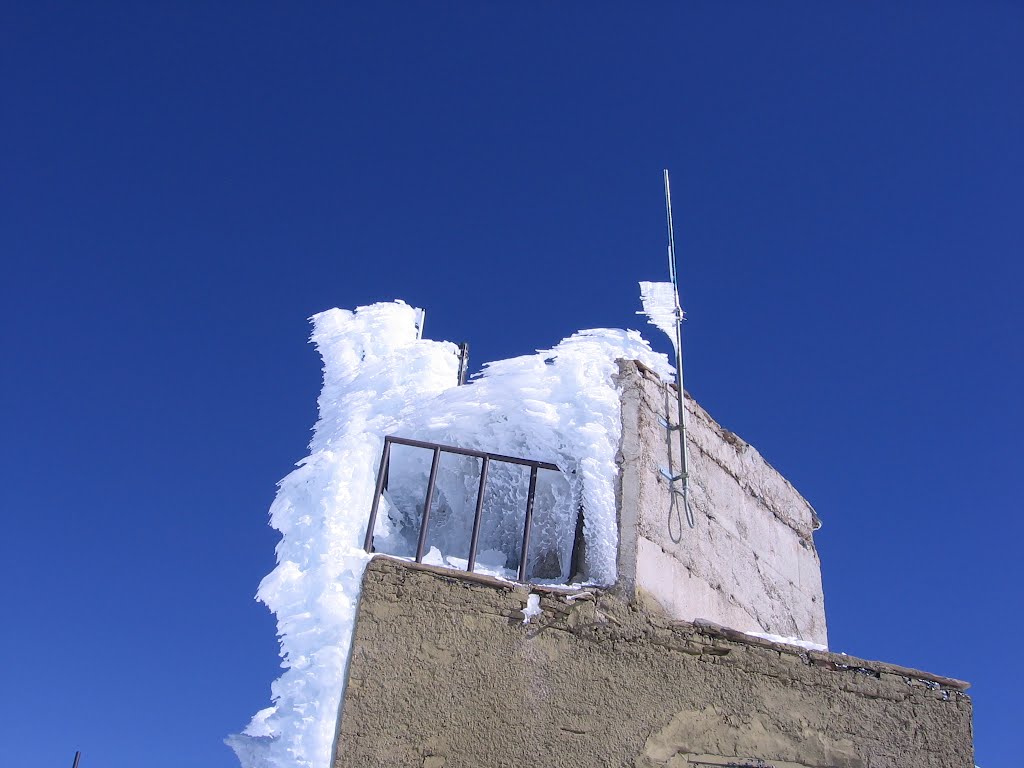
[364,435,580,584]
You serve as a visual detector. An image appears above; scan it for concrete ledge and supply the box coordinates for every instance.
[370,556,969,693]
[687,617,970,692]
[369,554,595,597]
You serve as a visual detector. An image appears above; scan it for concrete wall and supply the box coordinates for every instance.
[615,361,827,646]
[334,558,972,768]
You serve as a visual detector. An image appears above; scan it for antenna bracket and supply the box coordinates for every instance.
[659,467,688,484]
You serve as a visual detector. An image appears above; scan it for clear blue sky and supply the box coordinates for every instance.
[2,3,1020,766]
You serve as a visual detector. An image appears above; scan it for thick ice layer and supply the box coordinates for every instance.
[228,300,670,768]
[638,280,681,354]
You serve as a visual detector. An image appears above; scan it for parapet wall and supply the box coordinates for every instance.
[334,558,972,768]
[616,361,827,646]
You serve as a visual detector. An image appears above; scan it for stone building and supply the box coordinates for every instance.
[330,360,973,768]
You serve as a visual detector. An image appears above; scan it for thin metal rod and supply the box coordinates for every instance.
[381,434,558,471]
[466,457,490,572]
[664,169,679,290]
[363,438,392,552]
[518,466,539,582]
[415,447,442,562]
[72,753,81,768]
[663,169,695,528]
[569,503,586,581]
[457,342,470,385]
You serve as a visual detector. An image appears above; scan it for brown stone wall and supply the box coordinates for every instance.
[334,558,972,768]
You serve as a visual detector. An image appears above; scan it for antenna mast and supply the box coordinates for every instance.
[663,169,695,528]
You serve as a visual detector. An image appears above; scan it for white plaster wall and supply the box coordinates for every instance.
[616,361,827,647]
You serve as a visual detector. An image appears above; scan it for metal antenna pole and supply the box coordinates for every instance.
[72,752,81,768]
[457,342,470,385]
[663,169,695,528]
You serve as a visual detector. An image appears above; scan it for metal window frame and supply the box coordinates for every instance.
[363,435,564,582]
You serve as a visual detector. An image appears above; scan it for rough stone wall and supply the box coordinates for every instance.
[616,361,827,646]
[334,558,972,768]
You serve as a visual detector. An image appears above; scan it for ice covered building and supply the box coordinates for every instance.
[229,300,973,768]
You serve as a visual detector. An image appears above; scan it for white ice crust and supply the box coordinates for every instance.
[745,631,828,652]
[522,594,543,624]
[638,280,680,354]
[228,300,671,768]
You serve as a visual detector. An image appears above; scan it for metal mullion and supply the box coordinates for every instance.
[363,437,392,552]
[414,446,442,563]
[466,457,490,572]
[518,465,539,582]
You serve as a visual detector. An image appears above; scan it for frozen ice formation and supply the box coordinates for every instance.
[228,299,671,768]
[638,280,680,354]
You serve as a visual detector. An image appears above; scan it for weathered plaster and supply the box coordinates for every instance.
[334,558,972,768]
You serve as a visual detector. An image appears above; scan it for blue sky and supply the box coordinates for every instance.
[2,3,1021,766]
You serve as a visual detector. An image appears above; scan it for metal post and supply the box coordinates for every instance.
[663,169,695,528]
[72,753,81,768]
[518,466,539,582]
[415,447,442,562]
[363,438,392,552]
[569,503,586,581]
[466,457,489,572]
[457,342,470,385]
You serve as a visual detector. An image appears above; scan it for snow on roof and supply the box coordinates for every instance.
[228,299,671,768]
